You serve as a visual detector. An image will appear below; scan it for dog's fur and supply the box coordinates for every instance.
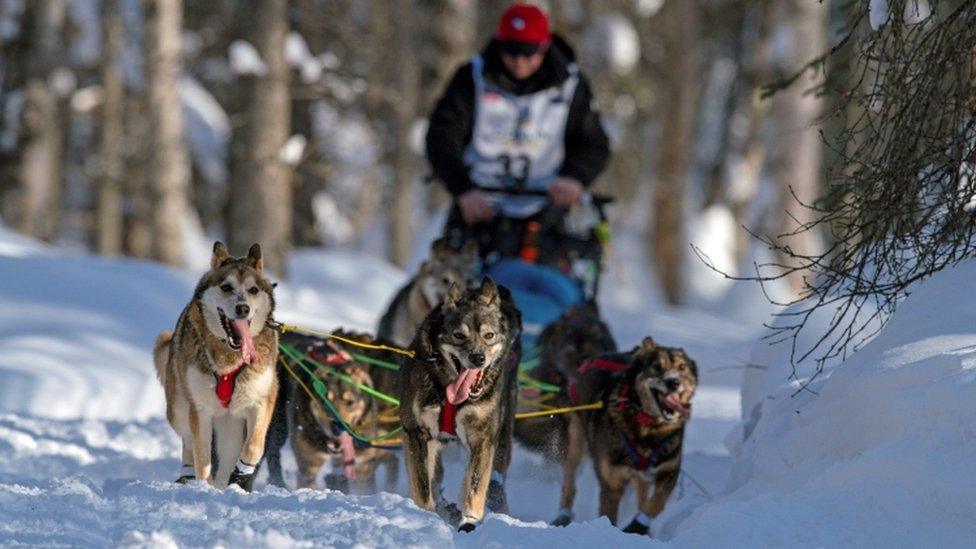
[377,238,479,350]
[264,330,398,493]
[562,338,697,536]
[154,242,279,491]
[399,277,521,532]
[512,305,617,525]
[514,305,617,460]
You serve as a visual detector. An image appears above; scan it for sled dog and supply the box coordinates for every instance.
[377,237,479,349]
[511,305,617,524]
[562,337,697,535]
[399,277,521,532]
[264,329,398,493]
[154,242,279,491]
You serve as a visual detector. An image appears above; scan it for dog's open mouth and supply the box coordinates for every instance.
[446,356,485,405]
[217,308,257,363]
[468,373,487,400]
[652,389,691,421]
[218,308,243,350]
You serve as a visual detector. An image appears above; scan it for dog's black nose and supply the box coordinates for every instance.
[665,378,680,393]
[235,304,250,318]
[470,352,485,367]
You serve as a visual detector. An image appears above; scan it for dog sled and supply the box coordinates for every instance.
[441,187,614,350]
[442,187,613,303]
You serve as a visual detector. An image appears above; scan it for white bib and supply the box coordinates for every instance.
[463,55,578,218]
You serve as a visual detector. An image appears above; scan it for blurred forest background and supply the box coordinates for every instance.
[1,0,970,324]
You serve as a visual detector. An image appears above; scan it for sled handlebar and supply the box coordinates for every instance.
[481,187,615,207]
[424,173,615,206]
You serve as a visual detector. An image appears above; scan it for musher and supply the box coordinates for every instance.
[425,3,611,345]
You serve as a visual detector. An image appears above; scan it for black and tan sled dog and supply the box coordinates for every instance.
[399,277,522,532]
[512,305,617,524]
[154,242,279,491]
[563,337,697,536]
[264,329,399,494]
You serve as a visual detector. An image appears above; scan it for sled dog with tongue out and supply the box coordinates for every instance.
[562,337,697,537]
[153,241,279,491]
[399,276,521,532]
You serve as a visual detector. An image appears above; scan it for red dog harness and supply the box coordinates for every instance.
[569,357,655,427]
[571,357,681,471]
[215,363,245,408]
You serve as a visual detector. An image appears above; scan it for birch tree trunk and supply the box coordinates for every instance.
[147,0,192,266]
[423,0,476,212]
[766,0,828,294]
[388,1,420,268]
[718,1,774,267]
[227,0,292,275]
[651,0,701,305]
[97,0,125,256]
[17,0,67,241]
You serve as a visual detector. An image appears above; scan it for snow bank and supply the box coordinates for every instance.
[676,259,976,546]
[0,252,191,420]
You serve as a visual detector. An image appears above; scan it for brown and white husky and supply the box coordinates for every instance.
[154,241,279,491]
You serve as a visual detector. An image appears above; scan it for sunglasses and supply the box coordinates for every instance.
[500,41,544,58]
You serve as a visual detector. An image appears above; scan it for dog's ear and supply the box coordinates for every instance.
[641,336,656,350]
[478,276,499,306]
[444,282,464,308]
[460,239,479,260]
[430,237,451,260]
[418,261,430,275]
[211,241,230,270]
[247,243,263,271]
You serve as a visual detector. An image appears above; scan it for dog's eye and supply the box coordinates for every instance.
[453,331,466,340]
[483,332,495,341]
[220,283,233,293]
[247,286,259,295]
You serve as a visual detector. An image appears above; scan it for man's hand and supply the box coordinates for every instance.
[548,177,584,207]
[458,189,494,225]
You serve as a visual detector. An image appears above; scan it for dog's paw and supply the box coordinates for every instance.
[457,515,481,533]
[324,474,351,494]
[622,518,650,536]
[435,502,462,526]
[486,479,508,513]
[174,475,195,484]
[228,468,255,492]
[435,432,458,443]
[551,514,572,527]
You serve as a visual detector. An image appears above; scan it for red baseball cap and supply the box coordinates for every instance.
[497,4,551,44]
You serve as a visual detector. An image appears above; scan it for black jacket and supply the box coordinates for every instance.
[426,36,610,197]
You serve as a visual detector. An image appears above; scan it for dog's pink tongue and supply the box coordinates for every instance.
[232,319,257,364]
[446,368,481,405]
[664,393,691,414]
[340,431,356,479]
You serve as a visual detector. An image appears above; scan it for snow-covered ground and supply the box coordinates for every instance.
[2,211,975,546]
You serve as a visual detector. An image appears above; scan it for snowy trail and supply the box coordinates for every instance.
[0,409,647,547]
